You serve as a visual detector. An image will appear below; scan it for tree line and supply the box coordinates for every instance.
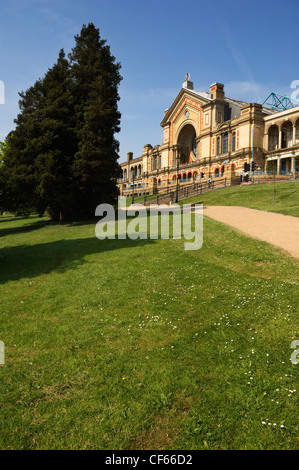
[0,23,122,221]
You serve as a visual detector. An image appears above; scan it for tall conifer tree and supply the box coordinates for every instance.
[35,49,77,221]
[1,80,46,215]
[69,23,122,218]
[1,23,122,220]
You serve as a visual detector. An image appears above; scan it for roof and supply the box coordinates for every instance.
[160,87,211,127]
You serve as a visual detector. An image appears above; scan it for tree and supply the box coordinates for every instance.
[0,78,47,216]
[34,49,77,221]
[0,134,12,212]
[2,23,122,220]
[69,23,122,219]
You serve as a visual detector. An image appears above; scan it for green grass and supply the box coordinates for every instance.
[180,180,299,217]
[0,213,298,450]
[125,193,162,206]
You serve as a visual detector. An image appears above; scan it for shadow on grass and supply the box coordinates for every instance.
[0,218,51,237]
[0,235,156,284]
[277,190,297,201]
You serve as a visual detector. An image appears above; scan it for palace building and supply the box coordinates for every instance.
[118,76,299,197]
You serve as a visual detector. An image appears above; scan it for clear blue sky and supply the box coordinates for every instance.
[0,0,298,162]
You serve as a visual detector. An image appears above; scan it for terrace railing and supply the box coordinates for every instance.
[143,178,228,206]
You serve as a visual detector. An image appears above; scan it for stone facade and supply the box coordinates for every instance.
[118,77,299,196]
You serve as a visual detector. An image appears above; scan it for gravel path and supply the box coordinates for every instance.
[204,206,299,260]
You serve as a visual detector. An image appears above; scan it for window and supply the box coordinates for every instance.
[232,132,236,152]
[192,137,197,157]
[216,136,221,155]
[223,133,228,154]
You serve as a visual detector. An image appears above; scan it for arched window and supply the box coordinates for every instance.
[223,133,228,154]
[215,168,219,177]
[192,137,197,157]
[296,118,299,145]
[268,125,279,151]
[281,121,293,149]
[216,136,221,155]
[232,132,236,152]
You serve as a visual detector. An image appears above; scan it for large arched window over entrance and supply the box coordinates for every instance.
[177,124,197,163]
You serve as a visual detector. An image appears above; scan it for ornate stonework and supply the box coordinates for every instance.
[119,80,299,196]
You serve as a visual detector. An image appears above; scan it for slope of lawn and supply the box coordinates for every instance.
[0,213,298,450]
[180,180,299,217]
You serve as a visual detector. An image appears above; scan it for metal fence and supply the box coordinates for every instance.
[143,178,227,206]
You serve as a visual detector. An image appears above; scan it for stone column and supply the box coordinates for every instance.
[264,133,269,151]
[278,130,282,149]
[291,155,296,175]
[173,147,177,169]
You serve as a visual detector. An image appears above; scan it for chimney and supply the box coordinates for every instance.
[127,152,133,162]
[210,82,225,100]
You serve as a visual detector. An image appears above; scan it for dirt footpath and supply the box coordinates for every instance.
[203,206,299,260]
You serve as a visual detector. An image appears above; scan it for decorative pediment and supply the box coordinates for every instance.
[160,88,211,127]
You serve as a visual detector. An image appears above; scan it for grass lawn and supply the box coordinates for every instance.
[180,180,299,217]
[0,212,298,450]
[125,193,161,206]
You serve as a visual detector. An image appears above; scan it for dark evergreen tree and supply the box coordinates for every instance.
[1,52,75,219]
[1,82,46,215]
[34,49,77,221]
[69,23,122,218]
[0,134,12,212]
[1,23,122,220]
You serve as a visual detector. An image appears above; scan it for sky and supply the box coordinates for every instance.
[0,0,298,163]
